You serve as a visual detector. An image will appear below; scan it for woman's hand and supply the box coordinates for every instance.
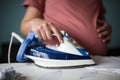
[20,6,63,43]
[30,18,63,43]
[97,19,112,44]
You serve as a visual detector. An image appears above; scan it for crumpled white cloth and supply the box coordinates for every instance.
[86,56,120,74]
[0,67,26,80]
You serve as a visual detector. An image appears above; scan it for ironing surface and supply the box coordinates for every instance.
[16,31,95,68]
[0,61,120,80]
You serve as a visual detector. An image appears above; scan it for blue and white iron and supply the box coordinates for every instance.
[16,31,95,68]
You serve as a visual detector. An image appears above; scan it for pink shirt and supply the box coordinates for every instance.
[23,0,107,55]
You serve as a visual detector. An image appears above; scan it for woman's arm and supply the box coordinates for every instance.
[21,6,43,36]
[20,6,63,43]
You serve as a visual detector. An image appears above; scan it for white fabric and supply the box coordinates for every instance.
[86,56,120,74]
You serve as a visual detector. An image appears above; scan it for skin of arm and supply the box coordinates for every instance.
[20,6,63,43]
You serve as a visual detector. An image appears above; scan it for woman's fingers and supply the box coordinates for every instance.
[97,19,112,44]
[43,23,53,40]
[99,30,111,43]
[98,30,110,38]
[39,24,48,40]
[103,35,111,44]
[32,21,63,43]
[49,22,64,43]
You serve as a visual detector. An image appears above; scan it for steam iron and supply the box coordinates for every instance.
[16,31,95,68]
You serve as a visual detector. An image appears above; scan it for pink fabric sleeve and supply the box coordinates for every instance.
[23,0,45,12]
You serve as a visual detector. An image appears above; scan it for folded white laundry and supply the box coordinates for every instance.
[86,56,120,74]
